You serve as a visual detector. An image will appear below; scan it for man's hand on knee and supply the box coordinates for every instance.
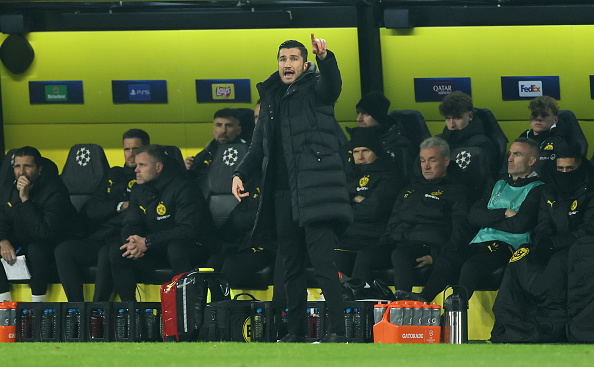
[120,235,147,260]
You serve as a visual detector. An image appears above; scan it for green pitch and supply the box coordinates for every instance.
[2,343,593,367]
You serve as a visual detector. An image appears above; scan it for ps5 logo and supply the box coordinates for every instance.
[518,81,543,97]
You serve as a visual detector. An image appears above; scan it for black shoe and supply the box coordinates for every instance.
[394,290,427,303]
[342,277,366,301]
[278,334,306,343]
[316,332,348,343]
[372,279,396,301]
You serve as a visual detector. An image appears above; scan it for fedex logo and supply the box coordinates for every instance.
[518,81,543,97]
[212,84,235,100]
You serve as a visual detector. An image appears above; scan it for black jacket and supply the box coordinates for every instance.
[532,162,594,251]
[0,158,79,245]
[519,126,569,180]
[235,50,353,243]
[379,176,473,253]
[84,164,137,240]
[189,137,245,180]
[339,156,403,250]
[121,167,212,250]
[469,174,544,236]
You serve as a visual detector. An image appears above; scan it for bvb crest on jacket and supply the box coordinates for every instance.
[157,202,167,216]
[509,247,529,263]
[359,175,369,187]
[128,179,136,191]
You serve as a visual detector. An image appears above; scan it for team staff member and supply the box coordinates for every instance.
[0,147,79,302]
[232,34,352,343]
[55,129,149,302]
[105,145,211,302]
[492,147,594,343]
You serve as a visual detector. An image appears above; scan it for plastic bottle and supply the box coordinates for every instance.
[41,309,52,339]
[412,302,423,326]
[389,304,404,325]
[65,308,79,339]
[373,303,387,324]
[430,302,441,326]
[344,308,353,338]
[90,309,105,339]
[115,308,129,340]
[402,302,413,326]
[312,308,321,339]
[352,308,361,339]
[252,308,264,342]
[19,309,32,339]
[135,309,142,341]
[51,309,58,339]
[145,309,156,341]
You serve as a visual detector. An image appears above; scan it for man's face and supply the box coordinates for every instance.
[134,152,162,184]
[530,108,558,135]
[507,142,536,178]
[13,156,41,183]
[556,157,580,173]
[445,111,472,131]
[278,47,308,85]
[213,117,241,145]
[419,145,449,180]
[254,104,261,125]
[123,137,144,168]
[356,108,380,128]
[353,147,378,165]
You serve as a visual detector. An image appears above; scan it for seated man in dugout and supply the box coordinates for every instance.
[0,146,80,302]
[346,137,473,300]
[519,95,568,180]
[335,126,403,277]
[98,145,212,302]
[54,129,149,302]
[492,146,594,343]
[406,138,544,303]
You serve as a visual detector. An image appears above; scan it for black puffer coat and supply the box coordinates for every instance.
[235,50,353,243]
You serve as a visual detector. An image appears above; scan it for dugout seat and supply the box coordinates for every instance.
[557,110,588,157]
[61,144,110,212]
[0,148,17,189]
[235,107,255,144]
[390,109,431,147]
[473,107,508,178]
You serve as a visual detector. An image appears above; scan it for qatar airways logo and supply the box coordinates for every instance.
[432,82,454,97]
[518,81,543,97]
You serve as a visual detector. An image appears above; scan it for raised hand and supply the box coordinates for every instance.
[311,33,327,61]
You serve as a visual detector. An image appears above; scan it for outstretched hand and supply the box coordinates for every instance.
[311,33,327,61]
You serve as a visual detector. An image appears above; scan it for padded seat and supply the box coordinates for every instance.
[389,109,431,146]
[557,110,588,157]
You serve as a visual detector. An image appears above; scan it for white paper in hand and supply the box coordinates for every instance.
[1,255,31,280]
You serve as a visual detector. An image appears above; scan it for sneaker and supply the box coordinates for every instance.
[394,290,427,303]
[316,332,348,343]
[371,279,396,301]
[278,334,306,343]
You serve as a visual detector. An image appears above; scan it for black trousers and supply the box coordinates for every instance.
[207,247,276,289]
[0,241,54,295]
[54,238,114,302]
[274,190,345,336]
[106,240,208,302]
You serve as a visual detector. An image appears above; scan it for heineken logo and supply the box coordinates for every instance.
[45,85,68,101]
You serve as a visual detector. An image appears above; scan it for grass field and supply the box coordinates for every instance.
[2,342,593,367]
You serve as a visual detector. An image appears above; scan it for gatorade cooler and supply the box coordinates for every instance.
[0,302,16,342]
[373,301,440,344]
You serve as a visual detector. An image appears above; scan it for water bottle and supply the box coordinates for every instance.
[443,286,468,344]
[51,309,58,339]
[19,309,32,339]
[252,308,264,342]
[41,309,53,339]
[389,304,403,326]
[344,308,353,338]
[402,302,413,326]
[352,308,361,339]
[65,309,78,339]
[135,309,142,341]
[412,302,423,326]
[430,302,441,326]
[373,303,387,325]
[145,309,156,342]
[115,308,129,340]
[312,308,321,339]
[421,303,431,326]
[90,309,105,339]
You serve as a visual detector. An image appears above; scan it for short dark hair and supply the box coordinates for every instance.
[439,91,473,117]
[214,108,238,121]
[136,144,166,165]
[278,40,308,62]
[513,137,540,160]
[122,129,150,146]
[529,96,559,118]
[556,145,583,166]
[14,146,42,167]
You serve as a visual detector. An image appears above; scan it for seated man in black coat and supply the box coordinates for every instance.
[0,146,79,302]
[519,95,568,180]
[55,129,149,302]
[349,137,473,297]
[491,146,594,343]
[104,145,212,301]
[335,127,403,276]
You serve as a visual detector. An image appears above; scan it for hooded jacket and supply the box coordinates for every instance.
[234,50,353,242]
[0,158,79,245]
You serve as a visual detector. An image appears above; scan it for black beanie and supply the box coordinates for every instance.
[347,126,383,156]
[356,91,391,125]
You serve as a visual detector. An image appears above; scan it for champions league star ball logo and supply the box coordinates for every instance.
[455,150,471,170]
[223,147,240,167]
[75,147,91,167]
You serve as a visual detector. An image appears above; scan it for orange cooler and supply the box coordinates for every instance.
[0,302,16,343]
[373,302,441,344]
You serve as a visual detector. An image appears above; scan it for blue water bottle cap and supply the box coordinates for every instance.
[256,308,262,313]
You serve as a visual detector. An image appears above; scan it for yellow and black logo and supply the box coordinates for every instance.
[431,190,443,196]
[128,180,136,189]
[140,205,146,214]
[571,200,578,211]
[510,248,529,263]
[359,175,370,187]
[242,316,252,342]
[544,143,554,151]
[404,190,414,198]
[157,202,167,216]
[107,179,113,193]
[547,200,555,207]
